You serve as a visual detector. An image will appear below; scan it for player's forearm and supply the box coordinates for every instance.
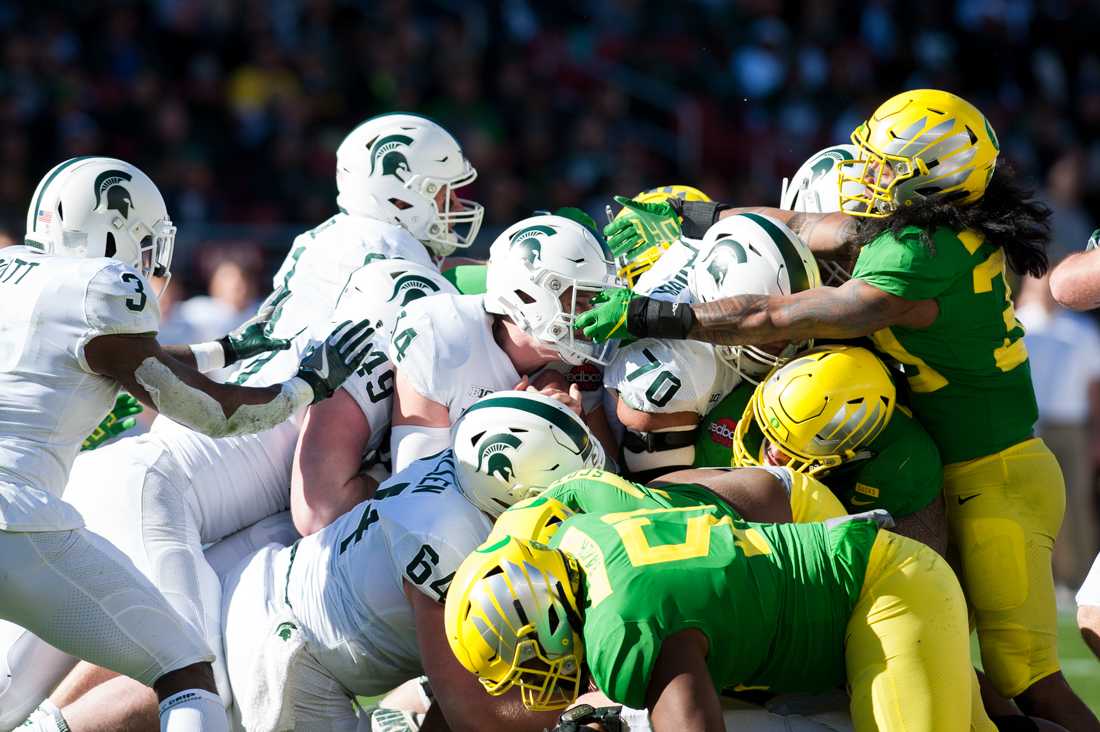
[1050,250,1100,311]
[719,208,860,260]
[688,290,880,345]
[132,358,312,438]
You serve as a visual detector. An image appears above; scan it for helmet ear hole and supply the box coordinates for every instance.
[57,201,63,221]
[515,290,536,305]
[104,232,116,259]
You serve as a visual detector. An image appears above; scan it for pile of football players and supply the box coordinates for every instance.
[0,89,1096,732]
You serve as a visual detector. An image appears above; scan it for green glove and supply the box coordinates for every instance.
[82,393,143,451]
[1087,229,1100,252]
[574,287,638,343]
[602,196,680,262]
[219,289,292,365]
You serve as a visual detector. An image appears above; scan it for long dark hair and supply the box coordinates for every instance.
[854,163,1051,278]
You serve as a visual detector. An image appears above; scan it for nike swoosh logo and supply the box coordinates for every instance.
[957,494,980,505]
[316,349,330,379]
[850,496,876,506]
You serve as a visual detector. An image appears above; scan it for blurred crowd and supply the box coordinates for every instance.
[0,0,1099,586]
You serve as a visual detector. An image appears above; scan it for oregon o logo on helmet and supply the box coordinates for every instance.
[476,433,523,482]
[367,133,414,176]
[709,417,737,447]
[93,170,133,218]
[388,272,441,305]
[508,224,556,265]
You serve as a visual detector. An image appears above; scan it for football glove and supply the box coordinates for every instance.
[218,288,293,366]
[552,704,625,732]
[603,197,678,261]
[82,392,143,451]
[296,319,377,403]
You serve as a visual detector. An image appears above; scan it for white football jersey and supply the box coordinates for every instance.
[633,236,707,304]
[0,247,159,531]
[283,449,492,695]
[605,338,740,417]
[228,212,434,386]
[328,259,458,450]
[390,293,520,423]
[145,213,434,540]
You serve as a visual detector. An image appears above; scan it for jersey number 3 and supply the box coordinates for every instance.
[120,273,147,312]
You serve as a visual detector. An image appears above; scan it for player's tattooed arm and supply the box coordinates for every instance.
[646,628,725,732]
[688,278,938,344]
[720,208,862,262]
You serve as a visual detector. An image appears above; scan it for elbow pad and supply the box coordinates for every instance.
[390,424,451,473]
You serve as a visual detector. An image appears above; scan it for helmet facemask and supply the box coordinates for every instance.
[404,163,484,257]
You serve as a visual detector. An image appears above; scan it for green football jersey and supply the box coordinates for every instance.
[694,385,940,518]
[852,225,1037,463]
[542,482,878,708]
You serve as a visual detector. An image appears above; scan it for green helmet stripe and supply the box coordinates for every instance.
[463,396,589,453]
[740,212,812,293]
[29,156,95,237]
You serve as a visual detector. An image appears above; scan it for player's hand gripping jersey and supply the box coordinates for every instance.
[0,248,158,531]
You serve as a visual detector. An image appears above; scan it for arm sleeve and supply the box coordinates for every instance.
[852,227,968,301]
[392,493,491,603]
[76,262,161,373]
[389,304,444,402]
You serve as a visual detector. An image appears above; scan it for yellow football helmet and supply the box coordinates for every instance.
[732,346,896,475]
[614,184,711,286]
[444,535,585,711]
[486,495,575,546]
[838,89,999,218]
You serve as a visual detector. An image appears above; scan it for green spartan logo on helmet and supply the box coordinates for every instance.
[706,238,748,286]
[367,134,414,177]
[93,170,134,218]
[387,271,441,305]
[476,433,523,482]
[808,148,853,184]
[508,225,556,265]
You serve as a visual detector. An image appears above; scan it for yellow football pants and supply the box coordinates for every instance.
[846,530,995,732]
[942,437,1065,698]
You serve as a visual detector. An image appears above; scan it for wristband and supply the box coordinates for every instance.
[189,341,227,373]
[281,376,316,409]
[626,296,696,340]
[677,200,731,238]
[216,334,238,365]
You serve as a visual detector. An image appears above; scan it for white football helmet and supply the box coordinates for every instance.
[336,113,484,258]
[452,390,606,517]
[333,257,456,338]
[689,213,821,382]
[779,144,861,286]
[484,215,620,366]
[25,156,176,281]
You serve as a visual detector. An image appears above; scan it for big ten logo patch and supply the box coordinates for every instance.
[565,363,603,392]
[708,417,738,448]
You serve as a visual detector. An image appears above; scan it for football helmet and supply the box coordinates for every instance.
[780,144,860,285]
[613,185,711,287]
[25,157,176,281]
[838,89,999,218]
[486,494,575,546]
[333,257,455,338]
[336,113,484,257]
[733,346,896,475]
[484,215,620,366]
[689,213,821,382]
[452,390,605,517]
[444,534,585,711]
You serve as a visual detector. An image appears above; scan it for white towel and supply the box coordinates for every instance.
[239,607,307,732]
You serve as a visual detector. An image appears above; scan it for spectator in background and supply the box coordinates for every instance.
[174,246,263,343]
[1016,273,1100,588]
[0,229,15,248]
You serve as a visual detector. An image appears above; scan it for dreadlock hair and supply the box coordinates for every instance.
[854,162,1051,278]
